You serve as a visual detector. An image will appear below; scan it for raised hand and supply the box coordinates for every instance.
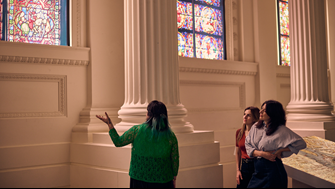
[96,112,114,130]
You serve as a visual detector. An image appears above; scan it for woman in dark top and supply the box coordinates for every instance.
[96,100,179,188]
[235,106,260,188]
[245,100,306,188]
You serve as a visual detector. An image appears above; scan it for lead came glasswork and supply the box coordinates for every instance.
[194,4,222,36]
[196,34,223,60]
[195,0,220,7]
[0,0,3,39]
[178,31,194,58]
[177,1,193,30]
[278,0,290,66]
[7,0,62,45]
[177,0,225,60]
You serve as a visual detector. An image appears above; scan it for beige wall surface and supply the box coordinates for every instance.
[0,42,89,188]
[0,0,334,188]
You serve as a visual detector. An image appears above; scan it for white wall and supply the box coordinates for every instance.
[1,0,333,188]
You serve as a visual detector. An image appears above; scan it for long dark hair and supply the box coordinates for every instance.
[236,106,260,142]
[146,100,170,132]
[255,100,286,135]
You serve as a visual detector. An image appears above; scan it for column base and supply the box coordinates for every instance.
[70,130,223,187]
[286,121,335,142]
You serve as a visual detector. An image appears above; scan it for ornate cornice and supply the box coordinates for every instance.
[0,55,89,66]
[0,73,67,118]
[179,67,257,76]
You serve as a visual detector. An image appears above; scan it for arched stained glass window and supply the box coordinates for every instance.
[177,0,226,60]
[0,0,69,46]
[278,0,290,66]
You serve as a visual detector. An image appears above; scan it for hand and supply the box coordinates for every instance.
[173,176,176,188]
[96,112,114,130]
[236,170,242,185]
[274,149,283,160]
[262,151,277,162]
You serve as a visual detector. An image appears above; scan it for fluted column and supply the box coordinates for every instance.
[115,0,193,133]
[286,0,335,122]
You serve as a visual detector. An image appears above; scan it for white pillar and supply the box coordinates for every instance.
[71,0,125,142]
[115,0,193,134]
[286,0,335,141]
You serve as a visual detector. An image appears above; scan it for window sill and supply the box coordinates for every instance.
[0,41,90,66]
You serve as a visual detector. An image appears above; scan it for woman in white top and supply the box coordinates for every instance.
[245,100,306,188]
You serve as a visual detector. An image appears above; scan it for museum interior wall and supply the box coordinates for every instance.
[0,0,334,188]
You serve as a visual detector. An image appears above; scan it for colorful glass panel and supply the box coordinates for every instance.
[278,0,290,66]
[7,0,63,45]
[194,4,222,35]
[280,36,290,66]
[279,1,289,36]
[195,0,220,7]
[195,34,223,60]
[177,1,193,30]
[177,0,225,60]
[178,31,194,58]
[0,0,3,40]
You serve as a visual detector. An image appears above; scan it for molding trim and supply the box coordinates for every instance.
[0,55,89,66]
[76,0,82,47]
[179,67,257,76]
[277,73,290,78]
[180,80,246,110]
[0,73,67,118]
[280,83,291,88]
[225,0,235,60]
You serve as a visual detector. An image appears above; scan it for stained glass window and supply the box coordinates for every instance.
[278,0,290,66]
[0,0,68,46]
[177,0,226,60]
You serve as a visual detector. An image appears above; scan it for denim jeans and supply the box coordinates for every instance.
[237,159,255,188]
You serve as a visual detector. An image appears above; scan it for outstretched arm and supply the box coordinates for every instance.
[96,112,137,147]
[96,112,114,130]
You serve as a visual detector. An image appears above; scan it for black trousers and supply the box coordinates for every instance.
[130,178,174,188]
[247,157,287,188]
[237,159,255,188]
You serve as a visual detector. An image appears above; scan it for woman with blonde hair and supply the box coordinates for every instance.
[235,106,260,188]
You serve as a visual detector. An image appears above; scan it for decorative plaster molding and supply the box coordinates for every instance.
[0,55,89,66]
[277,73,290,78]
[180,80,246,110]
[179,67,257,76]
[280,83,291,88]
[0,73,67,118]
[76,0,82,47]
[225,0,235,61]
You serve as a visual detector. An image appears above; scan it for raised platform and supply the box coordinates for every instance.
[70,130,223,188]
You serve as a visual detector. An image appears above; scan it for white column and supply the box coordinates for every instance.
[71,0,125,142]
[115,0,193,133]
[286,0,335,141]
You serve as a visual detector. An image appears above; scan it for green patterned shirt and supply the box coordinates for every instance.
[109,123,179,183]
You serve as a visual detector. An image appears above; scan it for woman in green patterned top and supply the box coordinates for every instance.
[96,100,179,188]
